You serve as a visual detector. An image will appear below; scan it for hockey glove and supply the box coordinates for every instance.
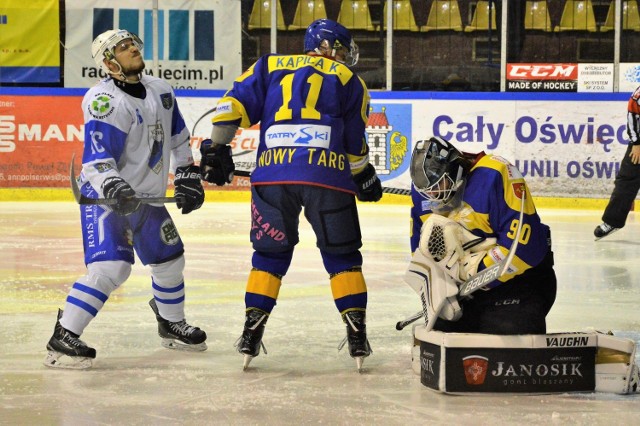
[353,163,382,202]
[174,165,205,214]
[200,139,235,186]
[102,177,140,216]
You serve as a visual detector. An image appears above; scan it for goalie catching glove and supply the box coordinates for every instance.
[174,165,205,214]
[353,163,382,202]
[418,214,496,283]
[200,139,235,186]
[102,177,140,216]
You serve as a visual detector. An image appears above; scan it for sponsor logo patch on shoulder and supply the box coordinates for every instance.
[89,93,115,119]
[512,182,525,199]
[213,101,233,116]
[160,93,173,110]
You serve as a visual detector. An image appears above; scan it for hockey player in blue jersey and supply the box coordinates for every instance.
[406,137,556,334]
[44,29,207,369]
[201,19,382,370]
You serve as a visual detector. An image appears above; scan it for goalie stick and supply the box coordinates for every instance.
[395,310,424,331]
[69,155,181,206]
[396,191,526,331]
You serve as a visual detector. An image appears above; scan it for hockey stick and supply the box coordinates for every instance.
[232,168,410,195]
[382,187,410,196]
[69,155,181,206]
[395,310,424,331]
[191,106,217,136]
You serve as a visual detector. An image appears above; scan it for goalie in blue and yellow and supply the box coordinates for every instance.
[406,136,557,335]
[200,19,382,370]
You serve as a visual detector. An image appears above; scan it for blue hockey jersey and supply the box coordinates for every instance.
[212,53,371,193]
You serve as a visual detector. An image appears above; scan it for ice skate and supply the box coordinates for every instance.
[594,222,619,241]
[148,299,207,352]
[44,309,96,370]
[236,308,268,370]
[338,310,372,372]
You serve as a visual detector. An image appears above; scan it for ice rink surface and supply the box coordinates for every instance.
[1,199,639,425]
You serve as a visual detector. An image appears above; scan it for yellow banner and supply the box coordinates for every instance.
[0,0,59,81]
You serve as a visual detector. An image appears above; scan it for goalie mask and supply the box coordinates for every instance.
[304,19,359,67]
[91,29,143,78]
[410,137,467,209]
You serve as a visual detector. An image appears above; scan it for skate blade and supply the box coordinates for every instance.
[161,338,207,352]
[595,228,619,241]
[242,354,254,370]
[43,351,93,370]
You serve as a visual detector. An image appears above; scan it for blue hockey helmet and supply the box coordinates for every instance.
[304,19,359,67]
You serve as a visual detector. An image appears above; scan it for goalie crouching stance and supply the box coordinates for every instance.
[404,137,638,394]
[406,136,556,335]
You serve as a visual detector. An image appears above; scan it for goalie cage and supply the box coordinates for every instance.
[411,325,639,395]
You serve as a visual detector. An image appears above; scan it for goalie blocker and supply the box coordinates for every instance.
[411,325,639,395]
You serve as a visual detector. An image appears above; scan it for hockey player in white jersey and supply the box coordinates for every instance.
[44,29,207,369]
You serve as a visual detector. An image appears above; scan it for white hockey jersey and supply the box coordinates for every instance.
[79,75,192,199]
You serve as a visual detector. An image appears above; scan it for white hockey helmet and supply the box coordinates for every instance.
[91,29,143,74]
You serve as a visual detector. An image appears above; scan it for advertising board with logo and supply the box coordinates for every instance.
[0,89,633,201]
[0,93,84,188]
[419,342,441,389]
[444,346,596,393]
[507,63,579,92]
[419,332,600,394]
[63,0,241,90]
[507,63,615,93]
